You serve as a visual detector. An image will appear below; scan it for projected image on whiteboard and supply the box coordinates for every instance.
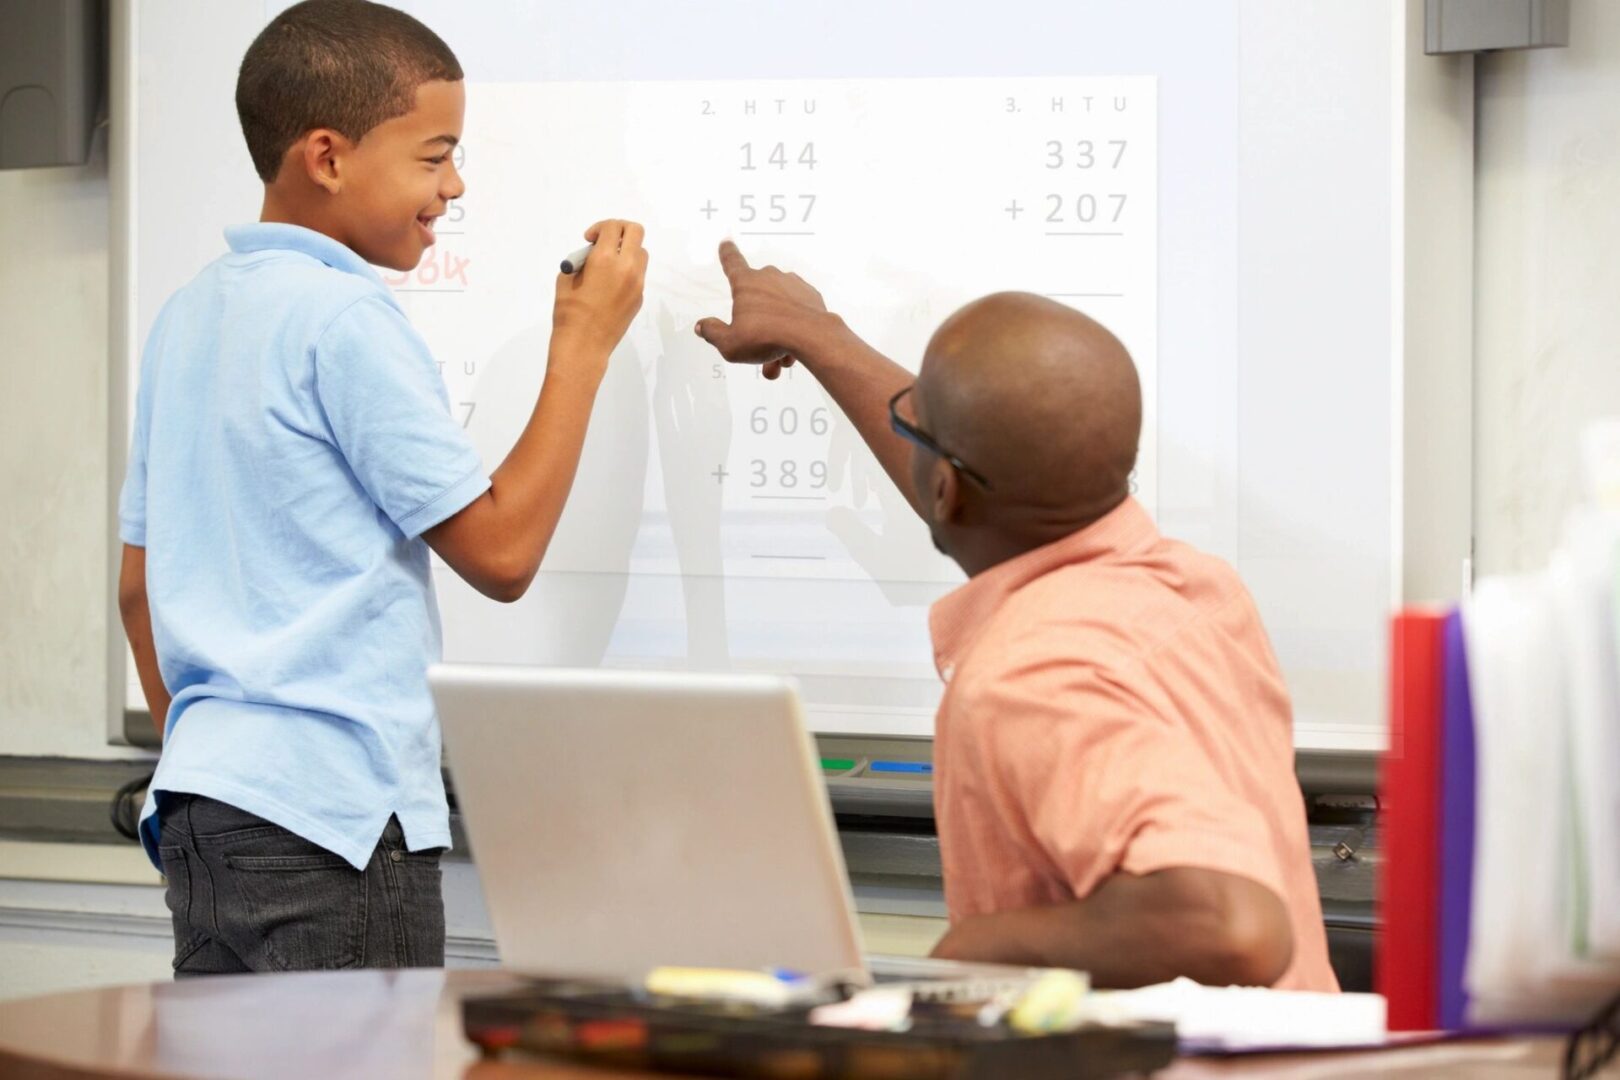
[404,77,1156,731]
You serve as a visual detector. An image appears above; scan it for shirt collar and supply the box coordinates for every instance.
[224,223,391,293]
[928,496,1159,679]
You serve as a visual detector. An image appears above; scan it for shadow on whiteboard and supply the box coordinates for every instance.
[450,319,649,666]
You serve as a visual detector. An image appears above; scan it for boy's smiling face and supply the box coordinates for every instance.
[317,79,466,272]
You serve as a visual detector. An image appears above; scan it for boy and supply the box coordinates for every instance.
[117,0,646,974]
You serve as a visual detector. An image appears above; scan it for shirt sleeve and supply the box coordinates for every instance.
[971,660,1287,901]
[312,295,490,539]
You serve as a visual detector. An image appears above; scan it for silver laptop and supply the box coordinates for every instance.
[433,664,871,981]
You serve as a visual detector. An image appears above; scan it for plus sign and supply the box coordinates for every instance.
[711,464,729,484]
[699,200,719,220]
[1004,199,1024,220]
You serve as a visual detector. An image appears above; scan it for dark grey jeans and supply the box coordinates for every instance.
[156,793,446,976]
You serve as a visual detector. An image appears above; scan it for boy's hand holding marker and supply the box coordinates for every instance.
[550,219,648,383]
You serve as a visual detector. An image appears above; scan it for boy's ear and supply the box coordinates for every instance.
[296,129,349,195]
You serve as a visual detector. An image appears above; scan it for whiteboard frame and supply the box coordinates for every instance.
[106,0,1476,750]
[107,0,141,746]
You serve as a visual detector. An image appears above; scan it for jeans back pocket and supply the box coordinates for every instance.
[222,850,367,971]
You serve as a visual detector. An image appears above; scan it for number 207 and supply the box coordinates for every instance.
[1045,194,1127,224]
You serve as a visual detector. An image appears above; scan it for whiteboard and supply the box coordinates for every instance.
[114,0,1464,749]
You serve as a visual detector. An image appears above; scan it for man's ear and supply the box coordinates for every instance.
[297,129,348,195]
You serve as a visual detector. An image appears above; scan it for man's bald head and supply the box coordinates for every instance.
[915,292,1141,525]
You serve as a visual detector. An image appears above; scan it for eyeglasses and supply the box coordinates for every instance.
[888,384,994,491]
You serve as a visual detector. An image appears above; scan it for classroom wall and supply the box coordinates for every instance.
[0,134,137,761]
[1473,0,1620,576]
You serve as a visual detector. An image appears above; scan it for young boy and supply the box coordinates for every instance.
[117,0,646,974]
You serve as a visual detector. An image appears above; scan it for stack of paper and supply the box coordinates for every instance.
[1093,977,1386,1052]
[1377,419,1620,1031]
[1462,516,1620,1027]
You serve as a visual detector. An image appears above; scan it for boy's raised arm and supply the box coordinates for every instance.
[424,220,647,602]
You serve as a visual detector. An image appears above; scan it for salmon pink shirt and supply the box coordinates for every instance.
[928,497,1338,991]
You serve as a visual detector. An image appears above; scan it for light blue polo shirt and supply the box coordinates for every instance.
[120,223,490,869]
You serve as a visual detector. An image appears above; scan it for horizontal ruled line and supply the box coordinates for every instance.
[752,554,826,561]
[433,230,465,236]
[751,495,828,502]
[740,231,817,236]
[1045,231,1124,237]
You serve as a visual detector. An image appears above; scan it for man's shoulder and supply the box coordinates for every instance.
[1016,536,1255,640]
[947,606,1121,713]
[955,544,1262,698]
[969,561,1173,677]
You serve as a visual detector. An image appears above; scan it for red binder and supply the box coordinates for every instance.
[1377,609,1448,1031]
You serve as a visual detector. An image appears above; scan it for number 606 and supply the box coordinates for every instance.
[750,406,830,436]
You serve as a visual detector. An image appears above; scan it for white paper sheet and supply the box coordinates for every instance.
[1093,977,1385,1052]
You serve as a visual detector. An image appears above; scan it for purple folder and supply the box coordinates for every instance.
[1437,610,1476,1029]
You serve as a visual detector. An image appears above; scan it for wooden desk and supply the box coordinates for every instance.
[0,970,1571,1079]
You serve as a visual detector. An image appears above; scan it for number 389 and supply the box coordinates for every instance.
[750,459,829,489]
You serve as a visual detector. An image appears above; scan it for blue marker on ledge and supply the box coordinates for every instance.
[869,761,933,775]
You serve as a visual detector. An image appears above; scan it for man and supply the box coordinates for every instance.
[696,244,1337,990]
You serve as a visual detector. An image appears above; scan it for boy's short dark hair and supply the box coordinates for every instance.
[236,0,463,182]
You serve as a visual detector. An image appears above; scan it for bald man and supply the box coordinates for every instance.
[696,242,1337,992]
